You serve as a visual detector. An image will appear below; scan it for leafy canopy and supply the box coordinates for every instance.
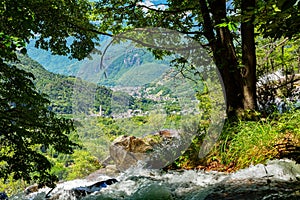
[0,0,98,185]
[256,0,300,39]
[0,64,77,186]
[0,0,98,61]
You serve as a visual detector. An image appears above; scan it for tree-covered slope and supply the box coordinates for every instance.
[16,54,78,114]
[26,41,82,76]
[16,54,114,115]
[27,41,170,86]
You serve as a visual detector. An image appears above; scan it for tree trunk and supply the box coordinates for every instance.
[214,34,245,117]
[200,0,257,118]
[208,0,245,117]
[241,0,257,110]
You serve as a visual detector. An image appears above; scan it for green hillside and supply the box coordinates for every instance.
[115,63,169,86]
[27,40,171,86]
[15,54,113,115]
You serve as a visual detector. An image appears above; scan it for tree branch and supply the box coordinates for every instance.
[199,0,215,49]
[263,37,289,63]
[136,4,195,14]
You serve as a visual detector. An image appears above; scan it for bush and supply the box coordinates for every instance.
[209,110,300,170]
[0,175,27,196]
[171,110,300,171]
[66,150,102,180]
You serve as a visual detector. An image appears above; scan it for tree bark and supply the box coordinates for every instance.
[241,0,257,110]
[201,0,244,117]
[199,0,257,118]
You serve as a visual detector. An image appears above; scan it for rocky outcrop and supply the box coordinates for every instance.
[24,184,39,195]
[0,192,8,200]
[109,135,158,171]
[109,131,181,171]
[71,178,118,197]
[86,164,120,180]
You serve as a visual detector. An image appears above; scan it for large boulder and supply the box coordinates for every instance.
[109,131,181,171]
[109,135,158,171]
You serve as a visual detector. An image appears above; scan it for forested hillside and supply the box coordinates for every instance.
[16,54,115,115]
[16,54,78,114]
[27,41,170,86]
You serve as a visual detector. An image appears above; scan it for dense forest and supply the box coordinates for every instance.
[0,0,300,197]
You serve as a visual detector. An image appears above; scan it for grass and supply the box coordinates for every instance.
[2,110,300,196]
[208,110,300,171]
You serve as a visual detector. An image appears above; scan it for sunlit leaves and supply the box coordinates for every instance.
[0,0,96,185]
[0,0,98,60]
[0,62,78,185]
[257,0,300,39]
[216,21,238,32]
[0,32,26,62]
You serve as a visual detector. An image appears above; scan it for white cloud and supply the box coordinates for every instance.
[137,0,167,13]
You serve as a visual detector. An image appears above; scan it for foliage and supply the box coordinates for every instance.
[0,0,98,61]
[256,37,300,114]
[206,110,300,170]
[170,88,212,168]
[15,54,76,114]
[73,116,125,161]
[256,0,300,39]
[0,0,98,186]
[94,86,113,115]
[170,110,300,170]
[15,54,115,115]
[64,150,102,180]
[43,147,102,181]
[0,63,78,186]
[0,176,27,196]
[256,38,300,77]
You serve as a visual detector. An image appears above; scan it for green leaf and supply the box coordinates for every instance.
[228,22,238,32]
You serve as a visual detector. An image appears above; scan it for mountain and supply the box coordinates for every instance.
[15,54,169,117]
[26,39,171,86]
[15,54,113,115]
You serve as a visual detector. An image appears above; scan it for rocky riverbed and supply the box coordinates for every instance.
[10,159,300,200]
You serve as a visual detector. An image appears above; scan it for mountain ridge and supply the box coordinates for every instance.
[27,40,171,86]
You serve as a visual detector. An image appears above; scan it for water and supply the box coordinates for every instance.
[11,159,300,200]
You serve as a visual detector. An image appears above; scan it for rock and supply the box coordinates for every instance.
[109,135,155,170]
[111,135,155,153]
[86,165,120,180]
[24,184,39,194]
[109,132,180,170]
[158,130,172,137]
[71,178,118,197]
[0,192,8,200]
[101,156,114,167]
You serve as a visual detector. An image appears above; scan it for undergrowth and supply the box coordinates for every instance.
[207,110,300,171]
[172,110,300,171]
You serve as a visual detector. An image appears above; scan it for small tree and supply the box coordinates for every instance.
[0,62,78,186]
[0,0,98,185]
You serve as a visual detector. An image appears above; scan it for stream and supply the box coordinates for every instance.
[10,159,300,200]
